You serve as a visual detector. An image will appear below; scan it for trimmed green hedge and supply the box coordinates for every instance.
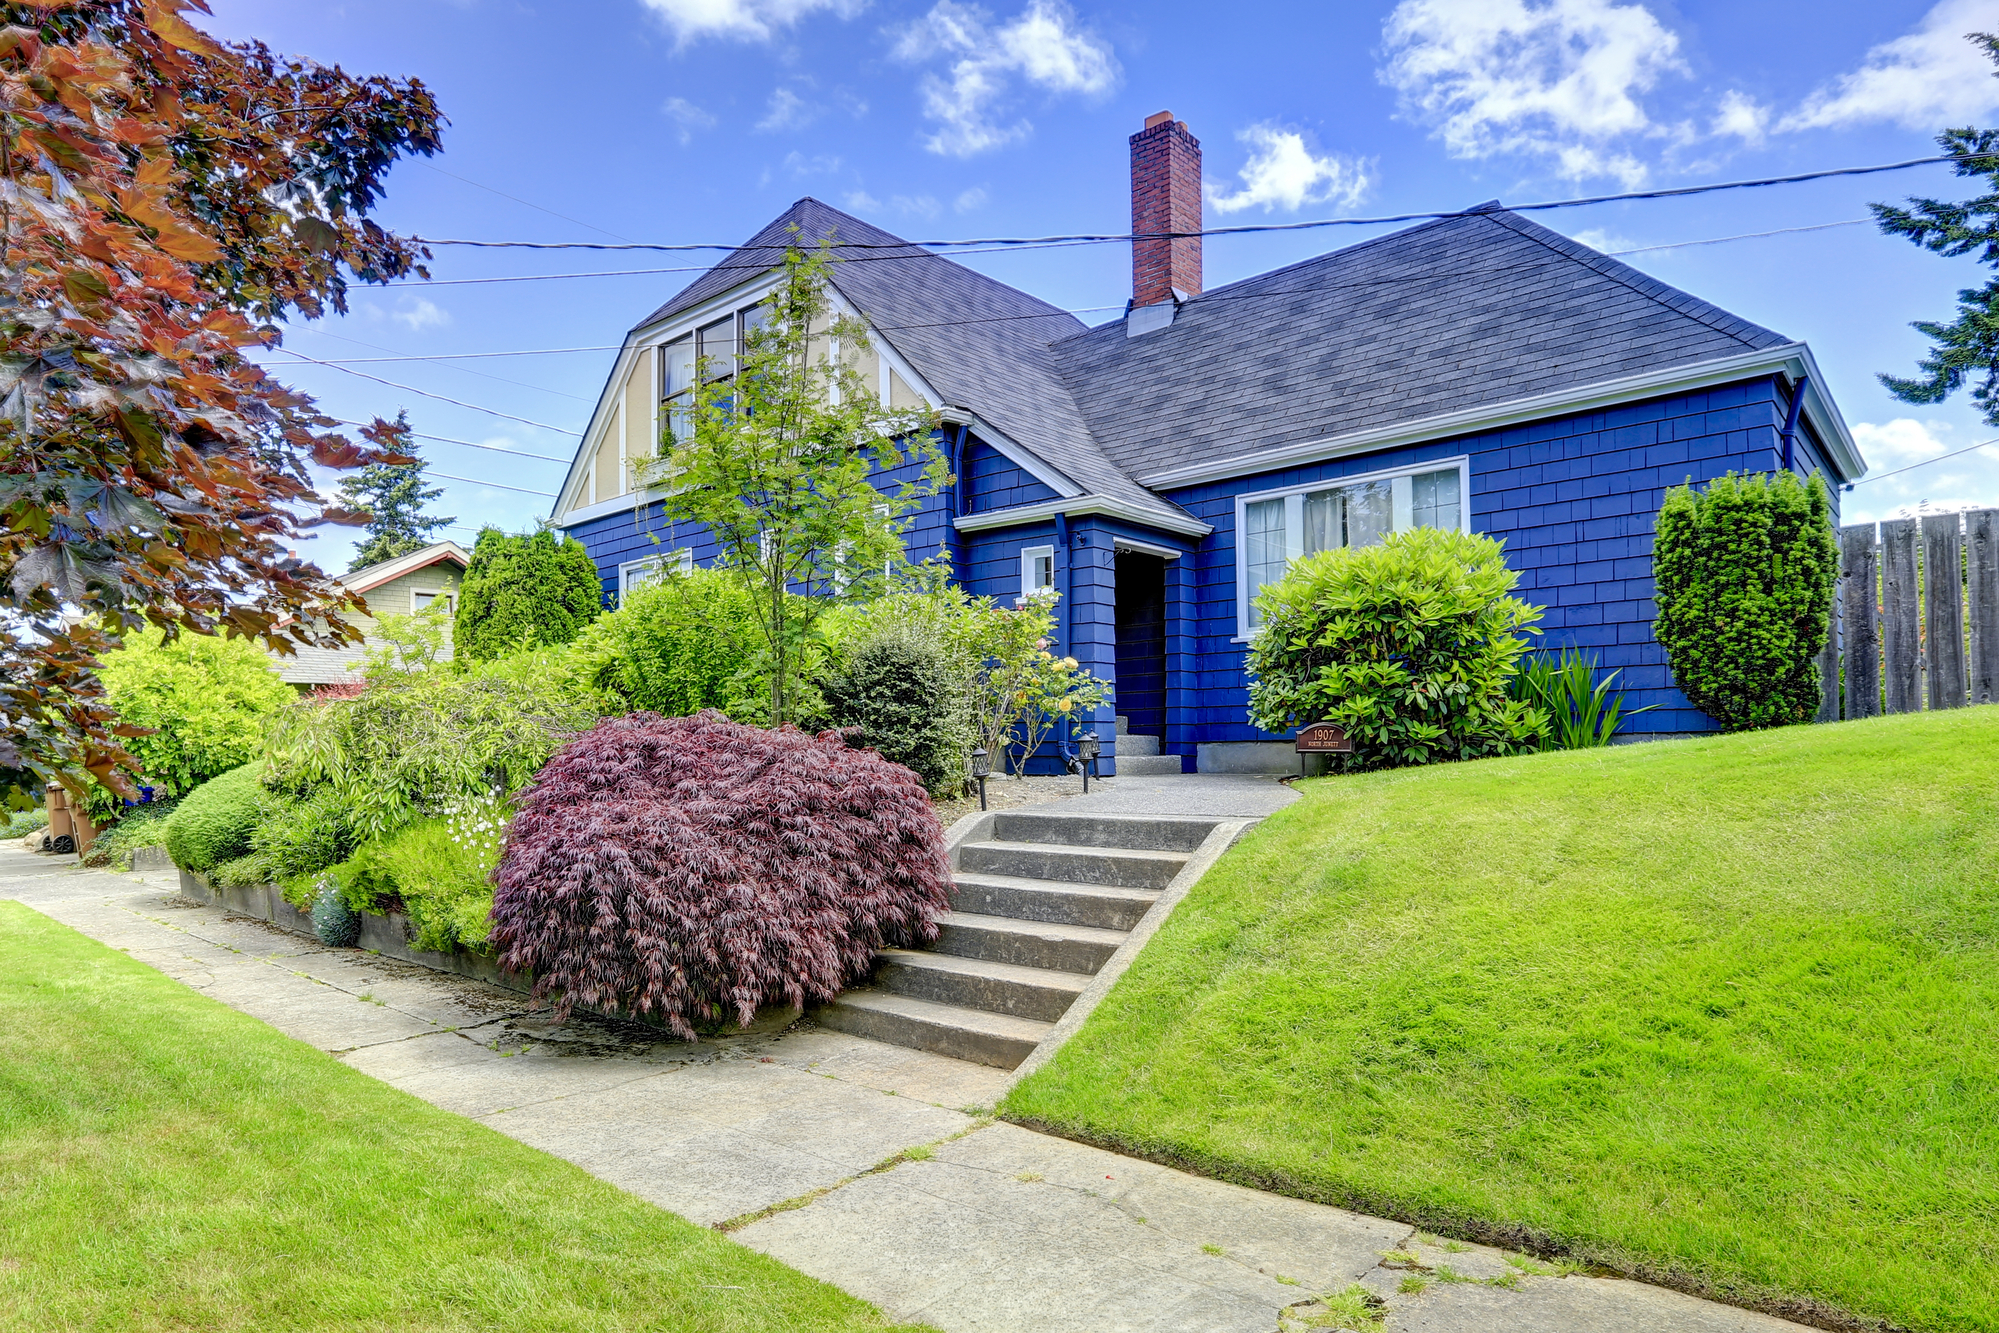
[161,763,267,873]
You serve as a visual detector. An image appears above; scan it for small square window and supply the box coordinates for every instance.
[411,589,455,616]
[1021,544,1055,601]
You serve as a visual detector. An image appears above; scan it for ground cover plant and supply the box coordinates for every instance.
[1247,528,1547,769]
[491,710,952,1036]
[0,901,924,1333]
[1004,708,1999,1332]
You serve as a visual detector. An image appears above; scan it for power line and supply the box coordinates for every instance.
[265,348,583,435]
[302,328,595,403]
[1610,217,1871,254]
[408,153,1977,255]
[310,346,619,364]
[328,419,569,462]
[428,470,555,496]
[422,162,634,244]
[381,239,1109,287]
[1848,436,1999,486]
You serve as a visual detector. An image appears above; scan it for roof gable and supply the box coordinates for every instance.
[340,540,470,596]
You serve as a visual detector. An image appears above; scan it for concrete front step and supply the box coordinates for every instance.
[1115,754,1184,776]
[958,839,1188,889]
[951,871,1159,931]
[932,910,1128,974]
[990,812,1217,854]
[815,989,1052,1070]
[873,948,1090,1022]
[1119,732,1161,756]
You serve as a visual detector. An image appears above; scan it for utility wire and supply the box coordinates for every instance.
[1848,436,1999,486]
[427,470,555,496]
[408,154,1978,254]
[265,348,584,435]
[422,162,634,243]
[328,419,569,462]
[303,328,595,402]
[310,346,620,364]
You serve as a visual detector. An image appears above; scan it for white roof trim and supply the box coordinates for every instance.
[954,494,1213,538]
[1137,343,1865,490]
[950,411,1083,499]
[1113,536,1185,559]
[339,540,471,595]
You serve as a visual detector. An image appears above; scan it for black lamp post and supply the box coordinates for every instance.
[970,746,990,811]
[1077,729,1100,793]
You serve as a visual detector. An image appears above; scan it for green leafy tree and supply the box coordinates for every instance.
[452,528,603,663]
[337,416,454,570]
[1873,34,1999,422]
[637,242,945,726]
[576,568,768,719]
[1652,471,1837,731]
[88,628,294,820]
[1247,528,1547,771]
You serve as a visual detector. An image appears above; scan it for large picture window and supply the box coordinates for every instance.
[1235,458,1469,635]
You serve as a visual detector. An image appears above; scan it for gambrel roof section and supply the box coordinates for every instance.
[634,198,1200,530]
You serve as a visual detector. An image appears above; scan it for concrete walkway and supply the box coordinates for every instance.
[3,843,1809,1333]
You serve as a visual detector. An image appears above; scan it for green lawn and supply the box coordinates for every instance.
[0,901,923,1333]
[1005,708,1999,1332]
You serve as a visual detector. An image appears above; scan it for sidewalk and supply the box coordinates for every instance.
[3,844,1807,1333]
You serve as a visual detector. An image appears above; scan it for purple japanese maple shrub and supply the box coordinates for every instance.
[489,709,950,1036]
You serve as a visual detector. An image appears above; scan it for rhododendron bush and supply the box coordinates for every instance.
[489,710,951,1036]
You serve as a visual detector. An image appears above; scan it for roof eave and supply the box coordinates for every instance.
[954,494,1213,538]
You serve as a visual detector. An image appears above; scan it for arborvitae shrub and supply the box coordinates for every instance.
[821,633,961,794]
[453,527,604,663]
[578,569,767,718]
[1246,528,1548,770]
[162,763,268,871]
[489,711,951,1036]
[1652,471,1837,730]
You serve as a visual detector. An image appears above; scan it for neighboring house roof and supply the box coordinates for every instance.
[595,198,1859,535]
[340,540,471,598]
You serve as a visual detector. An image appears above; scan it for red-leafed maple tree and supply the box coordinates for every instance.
[489,711,953,1037]
[0,0,445,802]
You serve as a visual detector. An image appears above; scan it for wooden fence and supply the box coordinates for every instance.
[1822,509,1999,721]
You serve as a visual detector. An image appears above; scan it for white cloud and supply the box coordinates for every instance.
[892,194,942,218]
[1711,89,1768,145]
[1206,125,1372,215]
[781,151,843,176]
[844,189,882,211]
[661,96,716,144]
[1568,226,1639,252]
[757,87,820,133]
[1783,0,1999,131]
[954,186,988,212]
[893,0,1119,157]
[1379,0,1684,186]
[1854,417,1957,466]
[391,298,450,333]
[640,0,862,46]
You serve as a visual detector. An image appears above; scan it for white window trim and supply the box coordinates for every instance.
[619,550,692,601]
[1233,455,1471,641]
[409,587,456,616]
[1020,544,1055,602]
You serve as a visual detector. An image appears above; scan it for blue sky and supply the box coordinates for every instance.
[206,0,1999,569]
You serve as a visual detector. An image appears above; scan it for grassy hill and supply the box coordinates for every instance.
[1004,708,1999,1332]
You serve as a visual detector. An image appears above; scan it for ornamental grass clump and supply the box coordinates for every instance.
[490,710,952,1037]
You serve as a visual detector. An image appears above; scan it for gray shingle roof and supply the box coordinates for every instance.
[1048,205,1791,485]
[626,198,1799,529]
[632,199,1198,529]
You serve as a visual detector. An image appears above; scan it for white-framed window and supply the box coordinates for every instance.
[619,550,692,601]
[410,588,455,616]
[1234,457,1469,638]
[1020,544,1055,601]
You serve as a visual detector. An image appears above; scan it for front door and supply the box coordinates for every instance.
[1113,550,1167,741]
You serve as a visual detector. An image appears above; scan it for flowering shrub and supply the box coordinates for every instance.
[490,710,951,1036]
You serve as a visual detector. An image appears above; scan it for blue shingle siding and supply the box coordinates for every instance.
[1157,376,1834,745]
[964,440,1059,514]
[565,502,725,608]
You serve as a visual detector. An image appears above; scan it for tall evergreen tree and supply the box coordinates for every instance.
[1874,34,1999,423]
[337,415,454,571]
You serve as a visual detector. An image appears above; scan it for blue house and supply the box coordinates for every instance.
[549,112,1865,775]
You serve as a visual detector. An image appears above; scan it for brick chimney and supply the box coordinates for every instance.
[1130,110,1201,310]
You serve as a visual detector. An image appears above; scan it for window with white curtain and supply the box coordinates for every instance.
[1236,458,1470,636]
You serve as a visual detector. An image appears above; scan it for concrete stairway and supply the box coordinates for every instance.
[1113,713,1184,776]
[817,810,1223,1069]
